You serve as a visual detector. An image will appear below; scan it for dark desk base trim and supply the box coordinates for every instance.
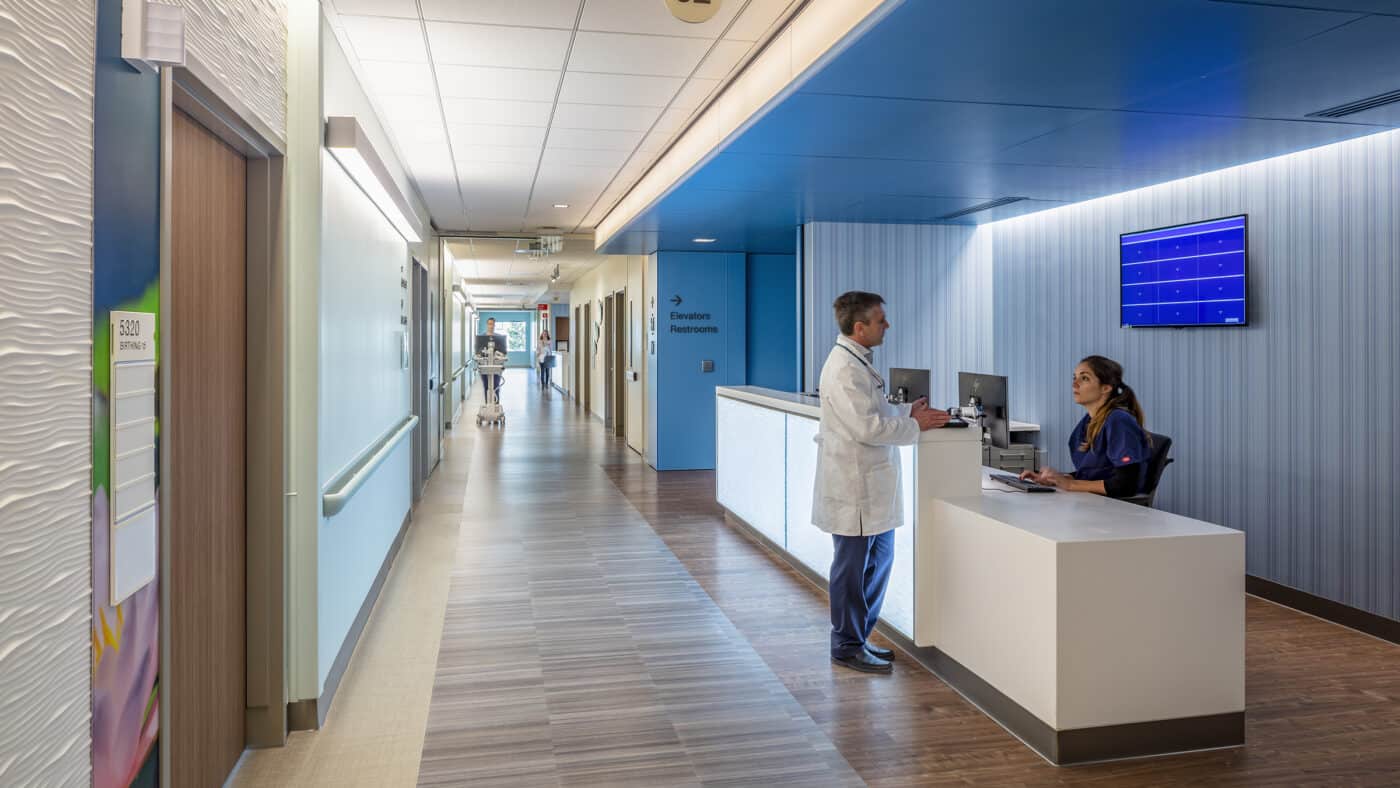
[1247,575,1400,647]
[718,507,1246,766]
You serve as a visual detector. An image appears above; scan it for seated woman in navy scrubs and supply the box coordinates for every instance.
[1020,355,1151,498]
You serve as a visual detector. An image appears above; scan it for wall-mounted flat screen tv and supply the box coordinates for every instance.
[1120,214,1247,327]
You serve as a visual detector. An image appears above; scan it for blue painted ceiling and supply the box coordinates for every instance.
[598,0,1400,255]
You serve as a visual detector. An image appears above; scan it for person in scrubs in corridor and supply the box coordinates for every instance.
[813,291,948,674]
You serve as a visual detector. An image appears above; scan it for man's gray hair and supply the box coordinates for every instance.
[833,291,884,336]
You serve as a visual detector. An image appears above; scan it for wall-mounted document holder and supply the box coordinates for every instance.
[110,311,159,605]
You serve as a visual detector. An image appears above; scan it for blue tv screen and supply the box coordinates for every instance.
[1120,214,1247,327]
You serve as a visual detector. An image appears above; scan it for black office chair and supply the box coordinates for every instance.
[1124,432,1173,508]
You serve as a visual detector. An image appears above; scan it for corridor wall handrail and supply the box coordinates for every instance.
[451,365,465,381]
[321,414,419,517]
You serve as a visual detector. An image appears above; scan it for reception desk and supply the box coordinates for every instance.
[715,386,1245,765]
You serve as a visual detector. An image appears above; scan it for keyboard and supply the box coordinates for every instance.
[989,473,1056,493]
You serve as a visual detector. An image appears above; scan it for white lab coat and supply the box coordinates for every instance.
[811,335,919,537]
[536,336,549,364]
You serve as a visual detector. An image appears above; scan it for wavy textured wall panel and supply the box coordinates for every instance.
[179,0,287,137]
[992,129,1400,621]
[803,222,994,407]
[0,0,97,785]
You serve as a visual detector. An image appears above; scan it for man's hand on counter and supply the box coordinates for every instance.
[910,398,951,431]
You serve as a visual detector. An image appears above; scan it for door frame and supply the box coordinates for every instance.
[411,258,430,500]
[161,63,288,764]
[603,295,614,431]
[611,290,626,437]
[583,301,593,416]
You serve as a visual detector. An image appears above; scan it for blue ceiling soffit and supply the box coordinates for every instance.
[598,0,1400,256]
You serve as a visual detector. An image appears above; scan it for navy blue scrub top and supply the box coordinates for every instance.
[1068,409,1149,493]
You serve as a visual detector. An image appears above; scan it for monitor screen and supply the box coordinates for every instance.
[1120,214,1247,327]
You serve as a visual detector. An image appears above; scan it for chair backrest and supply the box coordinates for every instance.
[1142,432,1174,496]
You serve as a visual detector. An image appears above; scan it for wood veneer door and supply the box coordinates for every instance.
[612,291,625,438]
[583,302,592,415]
[604,295,614,430]
[169,109,247,787]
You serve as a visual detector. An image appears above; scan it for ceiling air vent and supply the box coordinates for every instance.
[936,196,1028,221]
[1306,89,1400,119]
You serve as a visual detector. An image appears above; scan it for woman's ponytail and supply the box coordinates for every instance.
[1079,356,1149,451]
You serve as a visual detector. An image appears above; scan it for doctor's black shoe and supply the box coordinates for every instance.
[864,643,895,661]
[831,650,892,674]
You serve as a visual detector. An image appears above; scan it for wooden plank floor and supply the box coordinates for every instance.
[605,461,1400,786]
[417,372,860,787]
[421,372,1400,786]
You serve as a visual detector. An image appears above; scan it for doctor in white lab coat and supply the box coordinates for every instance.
[813,291,947,673]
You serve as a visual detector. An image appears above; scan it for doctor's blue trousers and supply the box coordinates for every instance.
[829,530,895,658]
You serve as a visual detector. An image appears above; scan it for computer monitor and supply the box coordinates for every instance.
[889,368,929,405]
[958,372,1009,449]
[474,333,508,356]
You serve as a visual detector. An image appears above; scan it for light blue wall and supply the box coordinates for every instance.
[476,310,534,368]
[653,252,747,470]
[317,154,413,689]
[802,128,1400,623]
[992,129,1400,622]
[803,222,994,409]
[746,254,799,392]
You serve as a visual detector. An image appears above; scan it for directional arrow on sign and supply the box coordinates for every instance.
[671,295,683,306]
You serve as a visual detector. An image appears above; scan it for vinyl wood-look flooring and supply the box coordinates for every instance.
[417,374,860,787]
[248,371,1400,786]
[604,450,1400,786]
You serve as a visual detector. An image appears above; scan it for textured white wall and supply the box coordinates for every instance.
[180,0,288,136]
[0,1,96,784]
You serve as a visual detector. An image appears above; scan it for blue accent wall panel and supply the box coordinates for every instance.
[992,129,1400,622]
[803,222,994,410]
[655,252,746,470]
[746,254,799,391]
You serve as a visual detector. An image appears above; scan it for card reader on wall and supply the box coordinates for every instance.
[701,360,714,373]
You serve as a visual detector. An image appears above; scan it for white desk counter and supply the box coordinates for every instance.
[715,386,1244,765]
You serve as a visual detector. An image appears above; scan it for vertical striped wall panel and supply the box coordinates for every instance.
[0,0,96,783]
[803,222,993,409]
[992,129,1400,621]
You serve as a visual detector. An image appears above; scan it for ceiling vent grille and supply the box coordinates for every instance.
[1306,89,1400,119]
[936,196,1028,221]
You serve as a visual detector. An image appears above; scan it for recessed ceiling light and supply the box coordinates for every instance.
[553,203,569,209]
[693,237,717,243]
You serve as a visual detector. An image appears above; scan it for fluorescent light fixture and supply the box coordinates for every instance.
[324,116,422,243]
[693,237,717,243]
[553,203,570,208]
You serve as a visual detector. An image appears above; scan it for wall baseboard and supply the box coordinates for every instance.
[1246,575,1400,646]
[287,509,413,731]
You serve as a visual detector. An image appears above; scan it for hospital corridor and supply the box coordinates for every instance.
[6,1,1400,786]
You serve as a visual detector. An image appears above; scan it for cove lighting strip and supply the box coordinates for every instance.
[325,116,422,243]
[594,0,895,249]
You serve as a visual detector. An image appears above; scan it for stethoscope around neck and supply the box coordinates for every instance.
[838,343,886,393]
